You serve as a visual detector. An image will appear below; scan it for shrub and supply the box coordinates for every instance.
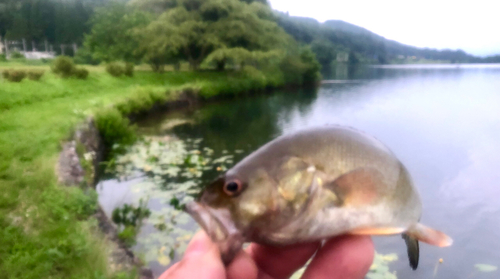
[2,70,10,79]
[40,58,53,64]
[74,48,101,65]
[0,54,6,62]
[106,62,124,77]
[242,65,267,90]
[299,47,322,85]
[52,56,76,78]
[94,108,136,151]
[6,70,27,82]
[27,70,45,81]
[73,67,89,79]
[10,51,25,59]
[124,63,134,77]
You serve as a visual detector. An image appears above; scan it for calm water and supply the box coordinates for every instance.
[98,64,500,278]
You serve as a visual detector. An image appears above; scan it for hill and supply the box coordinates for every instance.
[276,13,499,65]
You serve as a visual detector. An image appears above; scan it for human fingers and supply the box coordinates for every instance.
[159,231,226,279]
[301,235,374,279]
[226,249,258,279]
[246,241,321,279]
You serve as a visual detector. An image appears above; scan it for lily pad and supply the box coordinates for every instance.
[367,253,398,279]
[475,264,498,272]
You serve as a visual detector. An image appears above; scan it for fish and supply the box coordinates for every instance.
[185,126,452,269]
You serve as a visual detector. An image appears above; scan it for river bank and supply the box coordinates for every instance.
[0,65,315,279]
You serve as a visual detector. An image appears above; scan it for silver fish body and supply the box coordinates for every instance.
[186,126,452,268]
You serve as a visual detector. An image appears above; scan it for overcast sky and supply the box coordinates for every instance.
[269,0,500,56]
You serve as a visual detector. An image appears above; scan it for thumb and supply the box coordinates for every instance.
[159,230,226,279]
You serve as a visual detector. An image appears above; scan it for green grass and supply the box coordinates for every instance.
[0,63,286,279]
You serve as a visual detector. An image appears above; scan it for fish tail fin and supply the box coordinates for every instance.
[402,233,419,270]
[406,223,453,247]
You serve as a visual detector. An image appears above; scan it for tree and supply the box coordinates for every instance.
[138,0,290,70]
[1,0,98,44]
[138,6,220,70]
[135,10,186,71]
[310,39,336,67]
[85,2,151,62]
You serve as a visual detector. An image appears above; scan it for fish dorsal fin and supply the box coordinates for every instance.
[328,167,386,207]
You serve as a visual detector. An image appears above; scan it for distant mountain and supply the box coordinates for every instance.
[275,13,499,65]
[323,20,376,37]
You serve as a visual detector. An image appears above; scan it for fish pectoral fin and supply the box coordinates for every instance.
[402,233,419,270]
[348,226,407,235]
[327,168,385,207]
[406,223,453,247]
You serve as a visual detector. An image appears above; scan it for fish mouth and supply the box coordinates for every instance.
[185,201,244,264]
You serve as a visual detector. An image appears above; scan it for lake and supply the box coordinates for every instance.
[98,64,500,278]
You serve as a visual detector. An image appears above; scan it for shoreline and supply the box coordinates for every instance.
[55,76,317,278]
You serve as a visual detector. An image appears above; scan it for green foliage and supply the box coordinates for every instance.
[10,51,25,59]
[299,47,322,84]
[2,69,10,79]
[51,56,89,79]
[70,188,99,219]
[73,67,89,80]
[106,62,125,77]
[124,63,135,77]
[5,69,27,82]
[279,47,321,86]
[0,65,300,278]
[27,70,45,81]
[0,54,6,62]
[311,39,336,67]
[367,253,398,279]
[117,226,138,247]
[106,136,239,262]
[112,200,151,228]
[137,0,292,70]
[112,200,151,247]
[115,87,170,115]
[86,2,152,63]
[95,108,137,151]
[275,14,494,65]
[203,47,285,70]
[475,264,498,272]
[52,56,76,78]
[349,50,360,65]
[74,47,101,65]
[0,0,96,45]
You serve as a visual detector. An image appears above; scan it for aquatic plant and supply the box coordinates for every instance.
[108,136,237,265]
[366,253,398,279]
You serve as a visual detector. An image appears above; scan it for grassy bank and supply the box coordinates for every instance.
[0,64,291,279]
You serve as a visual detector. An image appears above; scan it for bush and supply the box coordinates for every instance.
[10,51,25,59]
[73,67,89,79]
[40,58,54,64]
[106,62,124,77]
[1,70,10,79]
[124,63,134,77]
[52,56,76,78]
[279,48,321,87]
[299,47,322,85]
[74,48,101,65]
[95,108,136,151]
[0,54,6,62]
[6,70,27,82]
[27,70,45,81]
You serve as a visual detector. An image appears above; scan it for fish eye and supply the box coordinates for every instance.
[223,180,243,196]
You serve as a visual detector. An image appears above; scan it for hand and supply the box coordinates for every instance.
[159,231,374,279]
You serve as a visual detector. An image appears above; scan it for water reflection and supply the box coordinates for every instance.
[98,64,500,278]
